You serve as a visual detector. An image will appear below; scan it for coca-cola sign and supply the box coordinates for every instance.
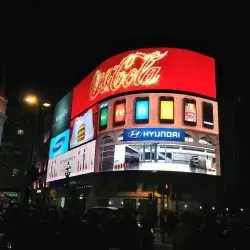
[90,51,168,100]
[71,48,216,119]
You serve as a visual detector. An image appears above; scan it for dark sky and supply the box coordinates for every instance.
[0,4,249,106]
[1,4,250,192]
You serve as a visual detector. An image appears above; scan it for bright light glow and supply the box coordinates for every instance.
[121,201,124,205]
[24,95,38,105]
[184,204,187,208]
[240,208,244,212]
[137,203,140,206]
[226,208,228,211]
[165,204,168,207]
[43,102,51,107]
[109,201,112,205]
[212,206,215,210]
[200,206,202,209]
[90,51,168,100]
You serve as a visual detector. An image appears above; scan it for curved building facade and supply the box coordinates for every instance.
[43,48,219,211]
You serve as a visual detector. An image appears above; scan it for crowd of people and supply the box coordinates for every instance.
[160,209,250,250]
[0,204,249,250]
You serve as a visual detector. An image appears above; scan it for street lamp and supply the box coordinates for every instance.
[22,93,51,207]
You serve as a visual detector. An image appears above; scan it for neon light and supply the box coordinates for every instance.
[90,51,168,100]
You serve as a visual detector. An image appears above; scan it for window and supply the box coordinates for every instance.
[17,129,24,135]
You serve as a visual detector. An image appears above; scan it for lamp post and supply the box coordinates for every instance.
[64,162,71,206]
[22,94,51,207]
[64,162,71,186]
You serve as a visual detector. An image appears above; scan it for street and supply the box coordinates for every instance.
[154,243,172,249]
[153,230,173,250]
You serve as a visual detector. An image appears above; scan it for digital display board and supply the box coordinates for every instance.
[99,103,108,130]
[70,107,97,149]
[95,93,220,176]
[47,48,218,179]
[46,140,96,182]
[123,128,185,142]
[71,48,216,119]
[113,100,126,126]
[52,91,72,137]
[159,96,174,123]
[49,129,70,159]
[135,97,149,124]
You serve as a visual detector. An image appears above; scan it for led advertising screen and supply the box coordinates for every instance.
[159,96,174,123]
[135,97,149,124]
[71,48,215,119]
[95,93,220,176]
[52,91,73,137]
[99,102,108,130]
[46,48,218,180]
[49,129,70,159]
[113,99,126,126]
[70,106,98,149]
[46,140,96,182]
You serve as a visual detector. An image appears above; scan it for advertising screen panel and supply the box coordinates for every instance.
[71,48,216,119]
[202,102,214,129]
[95,93,220,176]
[99,102,108,130]
[46,140,96,182]
[123,128,185,142]
[183,98,197,126]
[135,97,149,124]
[70,106,98,149]
[113,99,126,126]
[52,91,72,137]
[159,96,174,123]
[49,129,70,159]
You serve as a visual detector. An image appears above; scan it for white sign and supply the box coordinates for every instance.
[46,140,96,182]
[70,108,94,149]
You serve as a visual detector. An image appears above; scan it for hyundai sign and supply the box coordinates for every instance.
[49,129,70,159]
[123,128,185,142]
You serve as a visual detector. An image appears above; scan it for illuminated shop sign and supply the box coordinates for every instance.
[71,48,216,119]
[123,128,185,142]
[49,129,70,159]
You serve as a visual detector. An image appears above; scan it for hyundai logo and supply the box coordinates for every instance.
[53,136,65,153]
[127,130,142,139]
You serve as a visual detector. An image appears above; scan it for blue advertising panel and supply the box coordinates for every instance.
[123,128,185,142]
[49,129,70,159]
[135,100,149,120]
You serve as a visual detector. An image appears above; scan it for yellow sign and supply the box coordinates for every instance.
[160,101,173,119]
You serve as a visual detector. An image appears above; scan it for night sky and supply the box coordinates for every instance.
[0,5,249,106]
[1,4,250,196]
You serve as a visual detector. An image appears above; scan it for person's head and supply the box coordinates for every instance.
[86,210,99,225]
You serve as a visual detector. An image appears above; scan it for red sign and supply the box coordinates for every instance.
[114,102,126,123]
[71,48,216,119]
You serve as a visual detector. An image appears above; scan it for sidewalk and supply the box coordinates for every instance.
[153,228,173,248]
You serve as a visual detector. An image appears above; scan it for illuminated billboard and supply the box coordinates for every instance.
[47,48,218,179]
[70,106,98,149]
[95,93,220,176]
[52,91,72,137]
[49,129,70,159]
[71,48,215,119]
[46,140,96,182]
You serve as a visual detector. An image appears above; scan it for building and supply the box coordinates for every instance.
[42,48,226,214]
[0,67,7,144]
[31,109,53,207]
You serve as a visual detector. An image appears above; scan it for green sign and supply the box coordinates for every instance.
[100,107,108,128]
[52,91,73,137]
